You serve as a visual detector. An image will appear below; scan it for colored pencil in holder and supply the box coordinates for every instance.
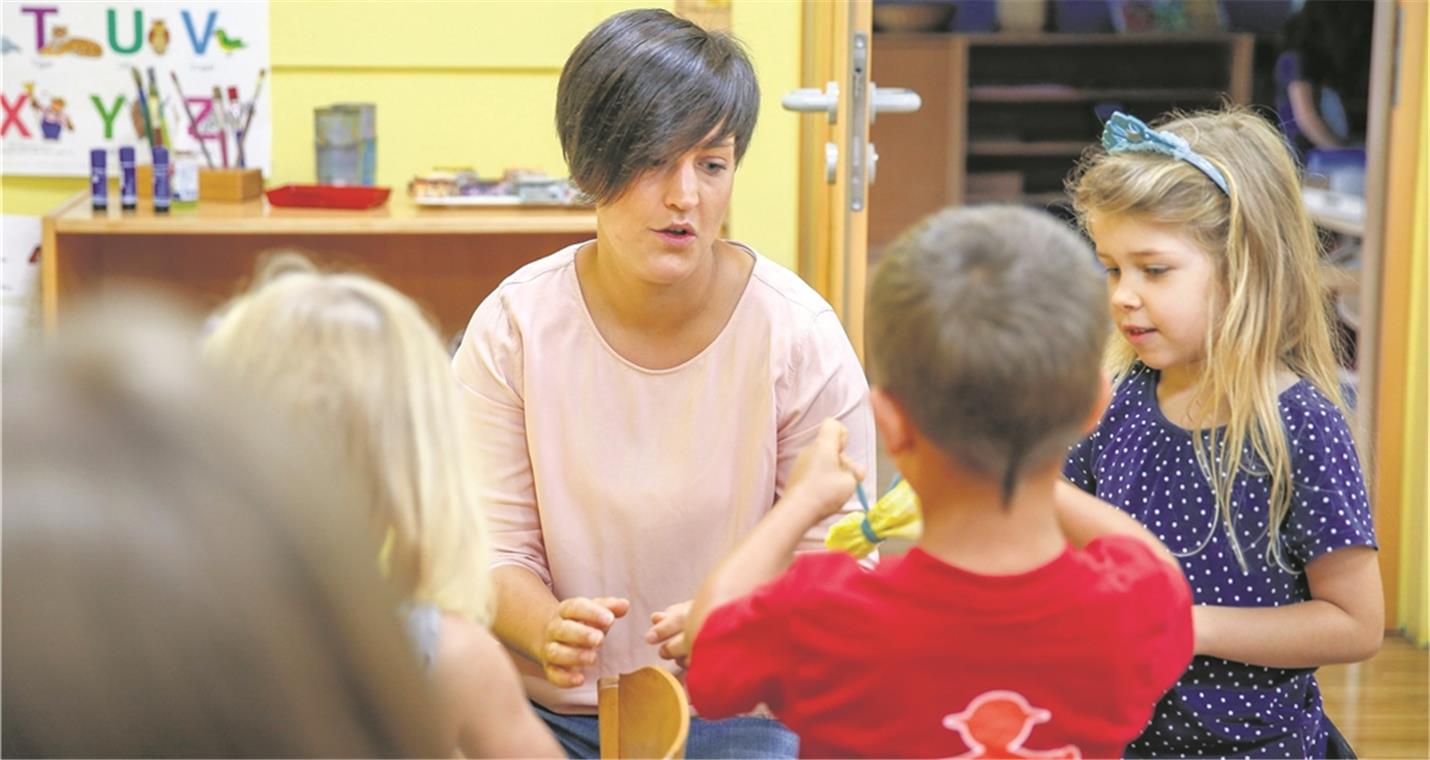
[170,71,215,168]
[211,85,230,168]
[148,67,170,149]
[238,68,267,166]
[131,68,155,155]
[227,86,246,169]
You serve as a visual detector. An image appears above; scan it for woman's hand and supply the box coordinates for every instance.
[785,419,864,520]
[646,601,692,668]
[537,596,630,688]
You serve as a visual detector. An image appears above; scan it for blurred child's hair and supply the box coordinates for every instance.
[867,205,1107,503]
[1068,107,1345,571]
[3,291,440,757]
[252,246,320,284]
[205,264,494,623]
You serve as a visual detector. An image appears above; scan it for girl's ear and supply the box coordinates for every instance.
[871,387,913,456]
[1082,372,1113,436]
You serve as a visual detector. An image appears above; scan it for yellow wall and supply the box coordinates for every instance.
[2,0,802,269]
[1397,15,1430,646]
[1,176,90,217]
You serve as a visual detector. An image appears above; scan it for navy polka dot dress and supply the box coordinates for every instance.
[1064,363,1377,759]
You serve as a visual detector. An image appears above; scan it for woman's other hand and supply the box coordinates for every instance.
[646,600,692,668]
[538,596,630,688]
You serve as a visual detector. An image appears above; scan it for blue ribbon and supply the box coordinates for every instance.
[1102,111,1229,195]
[854,481,882,545]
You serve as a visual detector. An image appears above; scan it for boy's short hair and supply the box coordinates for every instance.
[556,8,759,205]
[866,205,1107,500]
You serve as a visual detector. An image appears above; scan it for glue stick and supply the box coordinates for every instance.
[119,146,137,210]
[153,146,171,213]
[90,148,108,211]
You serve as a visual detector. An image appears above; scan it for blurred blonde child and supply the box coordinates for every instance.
[4,292,441,757]
[1066,108,1382,757]
[205,264,562,758]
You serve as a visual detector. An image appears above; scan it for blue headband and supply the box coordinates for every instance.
[1101,111,1229,195]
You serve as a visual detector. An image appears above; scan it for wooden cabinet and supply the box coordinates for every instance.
[869,32,1254,248]
[41,193,596,341]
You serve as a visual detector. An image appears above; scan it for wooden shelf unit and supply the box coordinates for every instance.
[968,86,1226,103]
[967,139,1090,157]
[869,31,1254,248]
[41,192,597,340]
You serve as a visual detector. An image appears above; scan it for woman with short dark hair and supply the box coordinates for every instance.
[453,8,874,757]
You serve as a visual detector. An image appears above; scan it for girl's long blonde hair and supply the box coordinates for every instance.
[205,264,494,623]
[1069,108,1345,572]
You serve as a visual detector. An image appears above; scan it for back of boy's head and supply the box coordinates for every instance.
[867,205,1106,501]
[204,264,494,624]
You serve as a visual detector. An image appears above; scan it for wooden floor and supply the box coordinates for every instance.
[1320,633,1429,759]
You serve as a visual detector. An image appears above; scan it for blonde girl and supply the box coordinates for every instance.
[1064,108,1382,758]
[205,266,561,758]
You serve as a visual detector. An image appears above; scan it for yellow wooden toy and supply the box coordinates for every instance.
[825,477,923,558]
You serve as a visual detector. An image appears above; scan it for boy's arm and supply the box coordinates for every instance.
[686,419,862,647]
[1054,480,1180,568]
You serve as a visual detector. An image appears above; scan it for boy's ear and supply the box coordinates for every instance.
[870,387,913,456]
[1081,371,1113,435]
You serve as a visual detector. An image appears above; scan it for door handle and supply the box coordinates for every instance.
[783,44,922,198]
[870,84,921,122]
[782,81,840,124]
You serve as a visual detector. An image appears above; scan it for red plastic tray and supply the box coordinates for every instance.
[265,184,391,210]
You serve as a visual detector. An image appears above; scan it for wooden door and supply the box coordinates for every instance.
[792,1,874,360]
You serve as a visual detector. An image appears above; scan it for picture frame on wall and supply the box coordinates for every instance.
[1,2,270,177]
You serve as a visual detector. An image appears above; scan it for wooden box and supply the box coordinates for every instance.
[199,168,263,202]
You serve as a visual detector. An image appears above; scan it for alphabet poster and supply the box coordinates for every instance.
[2,1,269,176]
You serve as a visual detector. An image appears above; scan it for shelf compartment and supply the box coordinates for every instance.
[967,140,1090,157]
[969,42,1237,90]
[968,86,1226,103]
[964,191,1071,207]
[867,32,1253,249]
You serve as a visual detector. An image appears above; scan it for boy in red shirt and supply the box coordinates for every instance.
[685,206,1194,759]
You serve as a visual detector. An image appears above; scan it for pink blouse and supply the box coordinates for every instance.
[454,241,875,712]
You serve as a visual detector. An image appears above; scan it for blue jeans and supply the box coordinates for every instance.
[532,702,798,759]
